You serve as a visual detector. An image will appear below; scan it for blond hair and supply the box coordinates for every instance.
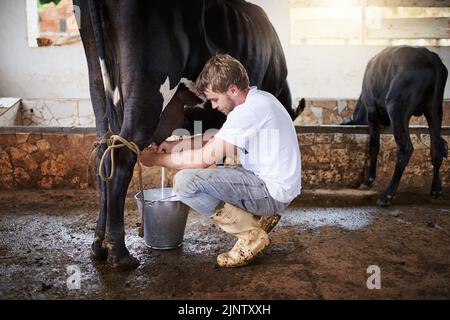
[196,54,250,94]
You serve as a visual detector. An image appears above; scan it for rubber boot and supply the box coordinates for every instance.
[258,214,281,233]
[211,203,270,267]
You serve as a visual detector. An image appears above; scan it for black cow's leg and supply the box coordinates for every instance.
[103,146,140,270]
[425,64,448,198]
[378,110,413,206]
[91,155,108,260]
[360,111,380,189]
[425,110,448,198]
[76,1,110,261]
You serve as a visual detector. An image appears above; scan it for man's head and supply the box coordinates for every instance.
[196,54,250,115]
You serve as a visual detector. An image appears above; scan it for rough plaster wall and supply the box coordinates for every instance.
[0,0,449,100]
[287,44,450,99]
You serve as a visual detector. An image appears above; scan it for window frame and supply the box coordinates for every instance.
[289,0,450,46]
[26,0,81,48]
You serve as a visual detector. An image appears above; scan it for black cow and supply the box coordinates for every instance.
[342,46,448,205]
[74,0,298,270]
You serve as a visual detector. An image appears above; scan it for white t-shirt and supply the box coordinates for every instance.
[215,87,301,203]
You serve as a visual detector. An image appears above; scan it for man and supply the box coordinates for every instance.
[141,54,301,267]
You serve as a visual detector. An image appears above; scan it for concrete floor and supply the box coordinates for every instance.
[0,187,449,299]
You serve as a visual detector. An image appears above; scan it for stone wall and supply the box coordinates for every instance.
[3,98,448,128]
[294,99,450,126]
[1,130,448,191]
[0,131,177,190]
[0,132,94,190]
[300,132,450,190]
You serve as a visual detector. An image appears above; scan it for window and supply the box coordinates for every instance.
[290,0,450,46]
[27,0,80,47]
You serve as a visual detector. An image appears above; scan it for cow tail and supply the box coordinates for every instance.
[341,95,367,125]
[352,96,368,125]
[87,0,123,135]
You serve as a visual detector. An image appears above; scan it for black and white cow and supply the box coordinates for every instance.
[342,46,448,205]
[74,0,299,270]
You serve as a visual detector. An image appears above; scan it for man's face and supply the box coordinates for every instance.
[204,86,237,116]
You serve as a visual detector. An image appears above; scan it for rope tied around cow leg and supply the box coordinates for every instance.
[97,135,145,238]
[87,137,111,186]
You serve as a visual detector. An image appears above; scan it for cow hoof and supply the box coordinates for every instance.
[358,184,371,191]
[91,242,108,261]
[91,237,108,261]
[376,198,391,206]
[107,254,140,271]
[376,195,392,207]
[430,191,442,199]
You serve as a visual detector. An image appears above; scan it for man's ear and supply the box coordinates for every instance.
[228,84,238,96]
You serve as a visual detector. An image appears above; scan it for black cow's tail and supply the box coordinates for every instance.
[296,98,306,118]
[341,95,367,125]
[88,0,123,135]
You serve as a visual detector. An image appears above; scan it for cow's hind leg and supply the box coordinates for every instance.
[378,106,414,206]
[76,1,110,261]
[91,180,108,260]
[425,65,448,199]
[103,147,140,271]
[360,110,381,189]
[91,151,108,261]
[425,107,448,198]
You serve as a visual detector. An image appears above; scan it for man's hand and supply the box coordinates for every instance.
[140,137,236,170]
[141,144,160,166]
[158,134,212,153]
[157,140,178,153]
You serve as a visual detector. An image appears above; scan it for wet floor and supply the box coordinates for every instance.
[0,188,449,299]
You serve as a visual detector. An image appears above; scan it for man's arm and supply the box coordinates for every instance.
[141,137,237,170]
[157,132,216,153]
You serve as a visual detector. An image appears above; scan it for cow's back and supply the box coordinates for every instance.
[360,46,445,121]
[202,0,288,96]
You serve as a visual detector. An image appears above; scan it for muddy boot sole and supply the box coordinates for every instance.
[216,238,271,268]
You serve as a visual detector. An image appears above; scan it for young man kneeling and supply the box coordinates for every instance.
[141,54,301,267]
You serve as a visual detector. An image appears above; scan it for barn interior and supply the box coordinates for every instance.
[1,0,450,300]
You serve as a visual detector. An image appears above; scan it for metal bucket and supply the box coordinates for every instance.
[135,188,189,250]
